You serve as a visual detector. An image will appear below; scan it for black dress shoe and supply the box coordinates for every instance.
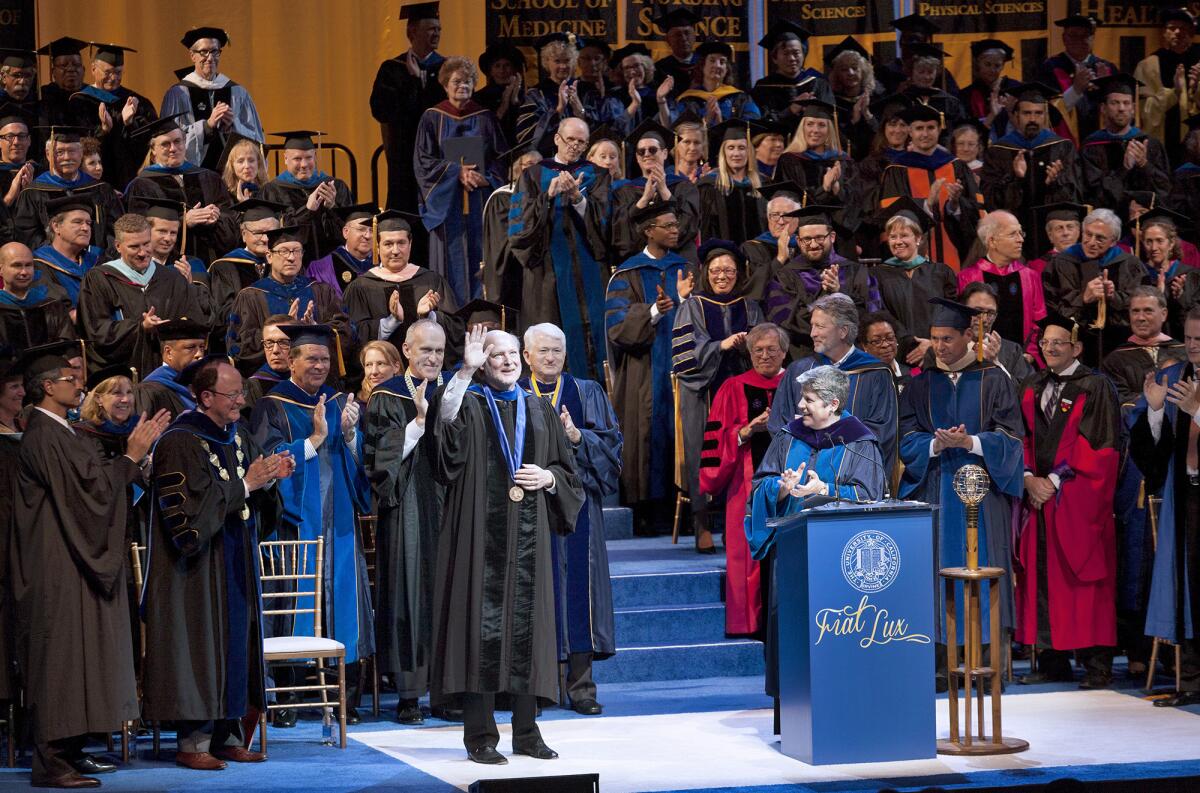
[467,746,507,765]
[571,698,603,715]
[342,708,361,725]
[513,739,558,760]
[1019,670,1074,685]
[431,706,464,722]
[396,699,424,725]
[272,708,297,728]
[1155,690,1200,707]
[32,772,100,789]
[935,675,948,694]
[71,756,116,775]
[1079,675,1111,690]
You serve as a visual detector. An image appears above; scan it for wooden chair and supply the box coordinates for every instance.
[126,543,153,761]
[1145,496,1183,693]
[670,372,690,543]
[258,538,347,750]
[357,514,381,717]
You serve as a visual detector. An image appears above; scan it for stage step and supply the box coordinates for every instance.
[595,536,764,685]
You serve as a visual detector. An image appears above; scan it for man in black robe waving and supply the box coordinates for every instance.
[431,325,584,764]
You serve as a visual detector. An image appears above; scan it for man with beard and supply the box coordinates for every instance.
[979,83,1082,256]
[0,241,74,356]
[143,360,293,770]
[763,204,875,359]
[10,340,168,787]
[520,322,620,715]
[430,325,583,763]
[363,318,452,724]
[1080,74,1171,212]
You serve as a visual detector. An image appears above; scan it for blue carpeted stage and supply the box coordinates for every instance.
[1,536,1198,792]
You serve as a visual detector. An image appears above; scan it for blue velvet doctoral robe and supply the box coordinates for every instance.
[32,243,103,306]
[605,249,689,503]
[898,361,1025,643]
[414,100,507,305]
[521,373,621,660]
[767,348,899,478]
[249,380,373,663]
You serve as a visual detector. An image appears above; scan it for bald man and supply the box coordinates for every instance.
[0,241,75,354]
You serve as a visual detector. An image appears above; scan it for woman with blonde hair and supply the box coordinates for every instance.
[221,135,269,202]
[777,101,855,211]
[587,135,624,181]
[826,39,879,158]
[671,115,710,182]
[358,339,403,406]
[698,122,766,244]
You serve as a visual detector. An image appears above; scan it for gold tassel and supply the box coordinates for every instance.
[331,327,347,378]
[976,313,985,363]
[179,198,188,259]
[371,214,378,266]
[672,372,685,489]
[130,366,139,385]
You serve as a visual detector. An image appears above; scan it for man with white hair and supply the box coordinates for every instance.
[768,293,897,474]
[958,210,1047,357]
[431,325,584,764]
[519,322,621,716]
[1044,207,1146,365]
[741,184,802,300]
[508,116,612,384]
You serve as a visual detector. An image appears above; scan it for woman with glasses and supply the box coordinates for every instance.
[860,312,911,393]
[160,26,264,172]
[872,198,957,369]
[672,240,763,553]
[609,120,701,266]
[698,121,767,246]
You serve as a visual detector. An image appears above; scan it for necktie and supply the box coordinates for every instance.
[1044,379,1062,423]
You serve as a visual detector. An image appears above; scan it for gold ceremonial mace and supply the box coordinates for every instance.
[937,464,1028,756]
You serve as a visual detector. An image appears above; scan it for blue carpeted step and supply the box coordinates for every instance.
[594,638,765,684]
[615,602,727,644]
[611,569,723,608]
[602,506,633,540]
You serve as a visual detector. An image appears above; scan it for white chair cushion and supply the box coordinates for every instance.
[264,636,345,657]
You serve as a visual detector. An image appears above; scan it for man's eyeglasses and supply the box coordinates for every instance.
[0,133,29,143]
[650,221,680,230]
[271,248,303,259]
[191,48,222,59]
[52,374,80,385]
[209,388,248,401]
[797,233,831,245]
[1038,339,1074,349]
[262,340,292,351]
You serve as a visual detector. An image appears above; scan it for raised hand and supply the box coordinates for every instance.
[654,283,675,314]
[245,454,285,491]
[141,306,167,331]
[559,405,582,443]
[625,79,641,117]
[417,289,438,317]
[656,76,674,102]
[300,300,316,324]
[775,229,792,263]
[1044,159,1064,185]
[126,410,171,461]
[1172,274,1187,298]
[341,398,360,434]
[121,96,138,125]
[1072,66,1095,94]
[388,289,404,321]
[720,330,747,351]
[677,270,695,301]
[97,102,113,135]
[820,264,840,293]
[1167,377,1200,416]
[1012,149,1028,179]
[1144,370,1170,411]
[310,393,329,447]
[461,324,490,372]
[173,256,192,283]
[412,381,429,425]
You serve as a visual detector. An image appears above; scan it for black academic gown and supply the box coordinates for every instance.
[872,259,957,353]
[77,261,207,376]
[1043,246,1146,365]
[763,254,874,359]
[482,185,521,309]
[363,375,444,697]
[751,71,835,122]
[0,432,19,701]
[65,85,158,191]
[342,268,458,349]
[430,385,585,702]
[370,50,447,219]
[1079,132,1171,212]
[0,286,75,356]
[125,166,240,264]
[142,412,274,723]
[259,176,355,262]
[9,409,140,743]
[979,134,1082,256]
[608,177,702,265]
[697,175,766,246]
[13,176,124,251]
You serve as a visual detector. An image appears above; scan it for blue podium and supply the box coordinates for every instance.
[770,499,937,765]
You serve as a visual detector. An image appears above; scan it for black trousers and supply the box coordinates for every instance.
[1035,646,1115,680]
[461,692,540,752]
[566,652,596,703]
[33,734,88,784]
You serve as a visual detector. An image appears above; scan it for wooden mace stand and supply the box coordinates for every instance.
[938,470,1028,756]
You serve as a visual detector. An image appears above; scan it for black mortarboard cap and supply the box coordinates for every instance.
[270,130,323,151]
[899,103,942,124]
[1138,204,1191,230]
[1034,201,1088,223]
[785,203,839,226]
[36,37,87,58]
[1035,310,1080,342]
[870,94,913,122]
[533,32,572,51]
[630,200,678,226]
[128,112,188,142]
[335,203,378,225]
[576,37,611,57]
[1161,8,1197,26]
[36,124,90,144]
[264,226,304,249]
[278,324,337,349]
[155,317,209,342]
[798,99,836,121]
[671,108,705,130]
[609,43,651,69]
[13,340,78,382]
[655,8,702,30]
[176,354,227,389]
[891,14,940,36]
[970,39,1014,60]
[0,102,33,129]
[498,141,537,175]
[139,196,186,222]
[694,41,734,62]
[906,42,950,61]
[86,364,136,391]
[480,43,526,74]
[698,238,744,266]
[1004,81,1063,105]
[231,197,286,223]
[879,195,933,233]
[928,297,981,330]
[758,180,806,203]
[757,20,812,50]
[1091,73,1141,99]
[454,299,517,331]
[707,119,761,163]
[0,49,36,69]
[1055,14,1099,29]
[375,209,420,234]
[627,118,673,149]
[399,1,440,21]
[180,27,229,49]
[952,117,992,143]
[45,194,93,217]
[91,42,136,66]
[825,36,870,64]
[588,124,623,149]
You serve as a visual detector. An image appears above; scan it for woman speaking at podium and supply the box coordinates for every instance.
[744,364,886,727]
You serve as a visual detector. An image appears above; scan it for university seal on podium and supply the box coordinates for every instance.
[841,530,901,593]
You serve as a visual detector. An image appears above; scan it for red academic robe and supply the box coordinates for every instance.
[1017,370,1119,650]
[958,257,1048,357]
[699,368,783,636]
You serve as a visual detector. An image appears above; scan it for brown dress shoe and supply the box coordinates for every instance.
[31,772,100,789]
[175,751,227,771]
[213,745,267,763]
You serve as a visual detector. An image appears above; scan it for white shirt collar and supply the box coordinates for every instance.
[832,345,856,367]
[34,407,73,431]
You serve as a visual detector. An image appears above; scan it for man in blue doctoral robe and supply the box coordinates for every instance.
[605,201,690,531]
[899,298,1024,674]
[508,117,611,383]
[31,196,104,307]
[521,322,621,715]
[768,292,897,478]
[249,323,373,725]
